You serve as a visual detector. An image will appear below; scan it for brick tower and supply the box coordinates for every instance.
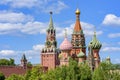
[71,8,86,60]
[21,54,27,69]
[59,29,72,66]
[41,12,59,70]
[88,31,102,68]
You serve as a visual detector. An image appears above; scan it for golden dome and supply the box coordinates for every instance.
[75,8,80,14]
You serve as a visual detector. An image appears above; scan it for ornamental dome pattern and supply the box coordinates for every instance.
[60,38,72,50]
[88,32,102,49]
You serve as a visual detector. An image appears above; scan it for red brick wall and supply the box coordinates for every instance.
[0,66,27,77]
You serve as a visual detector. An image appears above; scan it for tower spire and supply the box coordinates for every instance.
[64,29,67,38]
[74,8,82,32]
[48,11,54,29]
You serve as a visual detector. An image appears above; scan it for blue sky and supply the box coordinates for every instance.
[0,0,120,64]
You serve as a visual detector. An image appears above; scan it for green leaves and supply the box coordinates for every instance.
[0,72,5,80]
[0,58,15,66]
[5,60,120,80]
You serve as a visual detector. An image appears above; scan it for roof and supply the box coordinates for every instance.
[77,50,85,58]
[88,32,102,49]
[60,29,72,50]
[21,54,27,61]
[60,38,72,50]
[47,12,54,30]
[73,8,82,33]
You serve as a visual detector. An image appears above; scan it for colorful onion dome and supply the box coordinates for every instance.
[88,32,102,49]
[60,29,72,50]
[75,8,80,14]
[77,49,85,58]
[60,38,72,50]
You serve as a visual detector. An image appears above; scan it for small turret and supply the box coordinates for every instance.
[88,31,102,68]
[77,49,85,63]
[77,49,85,58]
[21,54,27,69]
[106,56,111,64]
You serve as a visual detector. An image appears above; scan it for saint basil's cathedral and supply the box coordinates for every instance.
[41,8,102,70]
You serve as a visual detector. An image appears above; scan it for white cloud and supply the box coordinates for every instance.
[102,47,120,52]
[33,44,44,51]
[0,50,16,56]
[102,14,120,26]
[43,1,68,14]
[0,11,33,23]
[0,0,68,14]
[0,44,44,63]
[21,22,47,34]
[108,33,120,38]
[0,21,47,35]
[0,0,42,8]
[56,22,103,38]
[11,0,41,8]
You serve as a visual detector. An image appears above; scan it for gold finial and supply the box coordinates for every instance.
[64,29,67,38]
[75,8,80,14]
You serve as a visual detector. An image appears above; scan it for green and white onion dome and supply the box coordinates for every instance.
[88,32,102,49]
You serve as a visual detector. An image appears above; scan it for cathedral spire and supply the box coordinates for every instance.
[64,29,67,38]
[74,8,82,32]
[48,11,54,29]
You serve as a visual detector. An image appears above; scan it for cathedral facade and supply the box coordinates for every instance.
[41,8,102,70]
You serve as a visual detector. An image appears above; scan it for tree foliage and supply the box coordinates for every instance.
[5,59,120,80]
[0,72,5,80]
[6,74,24,80]
[0,58,15,66]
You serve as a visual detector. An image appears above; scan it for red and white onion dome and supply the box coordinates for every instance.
[60,37,72,50]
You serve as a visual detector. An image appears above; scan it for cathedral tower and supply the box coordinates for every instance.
[88,31,102,68]
[71,8,86,58]
[41,12,59,70]
[59,29,72,66]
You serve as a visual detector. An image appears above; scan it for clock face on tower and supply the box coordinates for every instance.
[46,41,51,47]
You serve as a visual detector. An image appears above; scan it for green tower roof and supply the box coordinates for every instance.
[88,32,102,49]
[47,12,54,30]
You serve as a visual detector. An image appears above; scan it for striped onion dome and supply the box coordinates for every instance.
[60,29,72,50]
[88,32,102,49]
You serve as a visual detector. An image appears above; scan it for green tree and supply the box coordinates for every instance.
[0,59,10,65]
[5,74,24,80]
[27,62,32,67]
[0,72,5,80]
[79,63,92,80]
[28,66,44,80]
[0,58,15,66]
[9,58,15,66]
[24,70,31,80]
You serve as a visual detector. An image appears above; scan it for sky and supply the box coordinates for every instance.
[0,0,120,64]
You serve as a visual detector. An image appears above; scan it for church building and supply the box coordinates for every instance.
[41,8,102,70]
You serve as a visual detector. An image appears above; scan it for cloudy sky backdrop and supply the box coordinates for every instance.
[0,0,120,64]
